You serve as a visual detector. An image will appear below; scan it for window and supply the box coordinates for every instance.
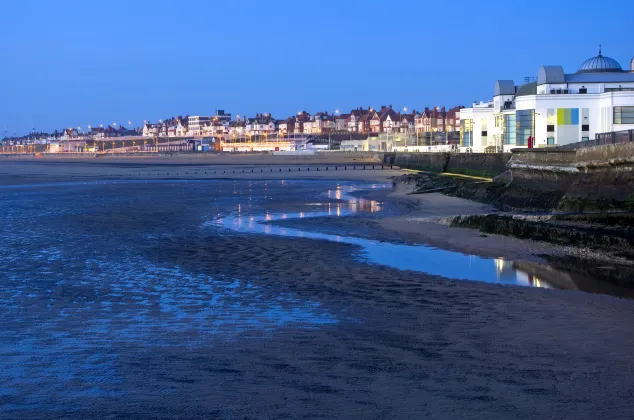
[516,110,534,146]
[579,88,588,94]
[614,107,634,124]
[547,124,555,132]
[503,114,516,145]
[606,88,634,92]
[582,137,589,142]
[481,131,488,137]
[547,137,555,145]
[582,124,589,131]
[460,119,473,147]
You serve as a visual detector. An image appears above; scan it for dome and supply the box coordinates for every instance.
[577,48,623,74]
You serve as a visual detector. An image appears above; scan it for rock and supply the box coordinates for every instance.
[493,170,513,187]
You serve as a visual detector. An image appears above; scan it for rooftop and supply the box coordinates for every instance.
[577,47,623,74]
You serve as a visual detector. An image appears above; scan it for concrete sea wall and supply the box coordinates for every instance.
[506,145,634,212]
[388,152,511,178]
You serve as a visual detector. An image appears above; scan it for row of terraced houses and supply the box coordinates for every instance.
[141,106,464,138]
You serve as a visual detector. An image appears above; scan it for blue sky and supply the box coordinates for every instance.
[0,0,632,134]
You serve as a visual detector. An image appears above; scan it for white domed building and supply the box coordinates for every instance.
[460,49,634,151]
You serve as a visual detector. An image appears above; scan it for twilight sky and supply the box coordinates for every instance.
[1,0,632,134]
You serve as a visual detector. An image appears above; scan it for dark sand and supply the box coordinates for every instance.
[1,158,634,419]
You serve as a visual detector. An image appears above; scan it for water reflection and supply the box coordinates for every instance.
[495,258,551,289]
[204,183,570,289]
[209,210,550,287]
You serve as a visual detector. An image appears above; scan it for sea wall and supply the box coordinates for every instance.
[446,153,510,177]
[389,152,449,172]
[506,144,634,212]
[575,141,634,169]
[389,152,510,177]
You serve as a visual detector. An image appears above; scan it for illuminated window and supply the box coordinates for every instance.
[460,119,473,147]
[516,110,534,146]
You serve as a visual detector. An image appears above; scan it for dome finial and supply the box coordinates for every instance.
[599,44,602,56]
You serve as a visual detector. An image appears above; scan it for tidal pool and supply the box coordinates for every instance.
[210,209,548,288]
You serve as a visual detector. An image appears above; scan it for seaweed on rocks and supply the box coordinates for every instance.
[449,213,634,260]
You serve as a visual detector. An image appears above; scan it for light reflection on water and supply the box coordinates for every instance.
[0,180,351,411]
[209,208,551,289]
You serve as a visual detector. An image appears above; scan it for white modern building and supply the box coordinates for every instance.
[460,49,634,151]
[188,116,212,136]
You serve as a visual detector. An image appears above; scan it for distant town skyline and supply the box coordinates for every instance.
[1,0,632,134]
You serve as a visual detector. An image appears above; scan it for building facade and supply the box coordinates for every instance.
[461,50,634,151]
[188,116,211,136]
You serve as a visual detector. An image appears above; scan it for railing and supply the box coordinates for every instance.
[556,129,634,150]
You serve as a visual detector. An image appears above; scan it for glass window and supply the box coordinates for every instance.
[516,110,534,146]
[614,107,634,124]
[503,113,516,145]
[547,137,555,145]
[460,119,473,147]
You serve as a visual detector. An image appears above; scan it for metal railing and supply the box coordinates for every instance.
[557,129,634,150]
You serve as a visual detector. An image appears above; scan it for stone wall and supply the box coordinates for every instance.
[506,144,634,212]
[446,153,510,177]
[390,152,449,172]
[390,152,510,177]
[508,149,577,168]
[576,142,634,169]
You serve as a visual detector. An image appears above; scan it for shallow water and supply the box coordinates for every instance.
[0,178,629,416]
[0,180,350,412]
[210,208,548,288]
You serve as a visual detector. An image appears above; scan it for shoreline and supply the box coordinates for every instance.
[2,163,634,418]
[0,157,618,264]
[0,156,398,186]
[3,157,633,293]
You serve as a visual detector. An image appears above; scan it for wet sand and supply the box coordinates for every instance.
[0,155,397,186]
[1,159,634,419]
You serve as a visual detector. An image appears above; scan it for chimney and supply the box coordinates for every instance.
[631,57,634,72]
[389,104,392,109]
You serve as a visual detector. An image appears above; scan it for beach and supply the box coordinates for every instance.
[1,156,634,419]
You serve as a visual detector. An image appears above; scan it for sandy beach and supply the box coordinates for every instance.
[1,156,634,419]
[0,153,391,185]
